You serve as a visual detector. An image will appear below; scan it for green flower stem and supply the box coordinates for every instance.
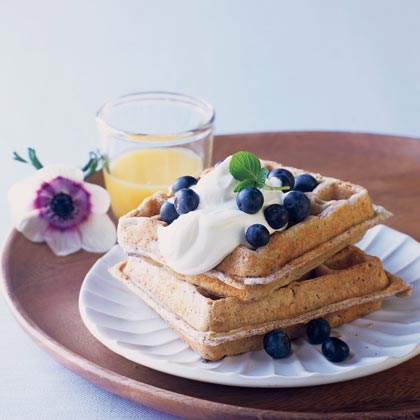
[12,151,28,163]
[82,150,107,179]
[28,147,43,169]
[12,148,43,169]
[13,147,107,179]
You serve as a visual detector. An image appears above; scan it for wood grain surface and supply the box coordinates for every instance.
[2,132,420,420]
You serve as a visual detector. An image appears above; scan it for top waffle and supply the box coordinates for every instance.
[118,159,390,285]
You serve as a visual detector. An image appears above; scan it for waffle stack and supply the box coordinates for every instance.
[111,162,412,360]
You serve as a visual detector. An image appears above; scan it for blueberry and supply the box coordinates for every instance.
[172,176,198,194]
[160,201,179,224]
[245,224,270,248]
[174,188,200,214]
[236,187,264,214]
[268,168,295,190]
[294,174,318,192]
[283,191,311,222]
[264,204,288,229]
[263,329,292,359]
[322,337,350,362]
[306,318,331,344]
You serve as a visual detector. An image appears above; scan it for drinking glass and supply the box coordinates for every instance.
[96,92,215,218]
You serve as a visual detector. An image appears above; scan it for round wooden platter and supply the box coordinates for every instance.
[2,132,420,420]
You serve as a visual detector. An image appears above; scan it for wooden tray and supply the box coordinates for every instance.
[3,132,420,420]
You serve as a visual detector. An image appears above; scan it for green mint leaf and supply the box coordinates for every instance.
[28,147,43,169]
[256,167,269,188]
[233,178,257,192]
[229,151,261,181]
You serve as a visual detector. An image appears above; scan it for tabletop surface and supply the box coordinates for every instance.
[2,1,420,420]
[2,132,420,420]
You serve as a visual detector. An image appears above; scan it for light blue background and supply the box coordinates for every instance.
[1,1,419,419]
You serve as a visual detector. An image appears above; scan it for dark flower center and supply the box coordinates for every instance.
[50,193,75,219]
[35,177,91,230]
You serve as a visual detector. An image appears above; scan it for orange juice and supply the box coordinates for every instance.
[104,148,203,218]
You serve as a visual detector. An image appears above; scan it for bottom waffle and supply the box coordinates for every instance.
[110,247,411,361]
[185,300,384,360]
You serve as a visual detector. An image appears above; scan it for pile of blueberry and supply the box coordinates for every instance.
[160,175,200,224]
[263,318,350,363]
[160,169,319,252]
[239,169,318,248]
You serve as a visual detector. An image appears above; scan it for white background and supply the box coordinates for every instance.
[1,1,419,419]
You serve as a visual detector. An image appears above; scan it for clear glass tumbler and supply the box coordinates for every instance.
[96,92,215,218]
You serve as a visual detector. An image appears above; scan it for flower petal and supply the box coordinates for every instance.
[44,227,82,256]
[8,178,38,226]
[16,210,49,242]
[36,164,84,183]
[82,182,111,214]
[79,214,116,253]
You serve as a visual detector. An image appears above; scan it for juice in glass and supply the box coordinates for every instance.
[97,92,214,218]
[103,148,203,218]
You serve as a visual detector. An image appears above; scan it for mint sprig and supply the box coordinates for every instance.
[229,151,290,193]
[234,178,257,191]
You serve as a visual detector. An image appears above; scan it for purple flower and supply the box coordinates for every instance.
[8,164,116,256]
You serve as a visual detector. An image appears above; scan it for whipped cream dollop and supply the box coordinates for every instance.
[157,157,286,275]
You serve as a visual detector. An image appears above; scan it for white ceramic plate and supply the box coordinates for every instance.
[79,225,420,387]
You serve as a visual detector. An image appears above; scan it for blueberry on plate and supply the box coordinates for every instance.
[263,329,292,359]
[306,318,331,344]
[245,224,270,248]
[322,337,350,362]
[294,174,318,192]
[172,175,198,194]
[160,201,179,224]
[283,191,311,222]
[263,204,288,229]
[267,168,295,190]
[236,187,264,214]
[174,188,200,214]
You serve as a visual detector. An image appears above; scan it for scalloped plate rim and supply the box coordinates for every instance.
[79,225,420,388]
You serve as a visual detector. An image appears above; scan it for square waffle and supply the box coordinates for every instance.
[117,161,390,299]
[110,246,411,361]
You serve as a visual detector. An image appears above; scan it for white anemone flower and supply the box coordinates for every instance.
[8,164,116,256]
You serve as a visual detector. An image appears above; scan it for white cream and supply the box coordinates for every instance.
[157,157,286,275]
